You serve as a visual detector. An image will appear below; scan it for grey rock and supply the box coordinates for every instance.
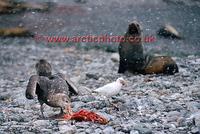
[130,130,139,134]
[116,132,125,134]
[59,125,76,134]
[72,101,86,111]
[41,128,53,133]
[191,127,200,134]
[75,122,90,129]
[192,89,200,98]
[77,86,92,95]
[0,92,11,100]
[187,102,200,112]
[176,117,187,127]
[0,112,6,123]
[9,114,24,122]
[194,115,200,127]
[85,128,93,133]
[33,120,50,128]
[94,128,102,133]
[103,126,115,134]
[134,127,152,134]
[86,100,107,109]
[167,111,181,122]
[189,112,200,127]
[21,132,35,134]
[165,102,183,111]
[78,132,86,134]
[111,53,119,62]
[75,95,96,103]
[120,123,152,134]
[86,73,99,80]
[58,121,69,125]
[98,112,114,121]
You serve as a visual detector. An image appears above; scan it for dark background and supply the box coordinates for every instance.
[0,0,200,56]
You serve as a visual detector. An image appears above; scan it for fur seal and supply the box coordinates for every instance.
[157,24,182,39]
[118,21,179,75]
[0,0,53,14]
[0,27,33,37]
[118,21,145,73]
[26,59,78,117]
[144,55,178,75]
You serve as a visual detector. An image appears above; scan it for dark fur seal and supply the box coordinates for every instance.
[118,21,179,75]
[157,24,182,39]
[0,0,54,14]
[144,55,178,75]
[118,21,145,73]
[0,27,34,37]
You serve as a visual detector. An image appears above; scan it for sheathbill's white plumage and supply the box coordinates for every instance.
[93,77,126,97]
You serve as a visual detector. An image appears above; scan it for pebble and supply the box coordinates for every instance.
[133,125,152,134]
[103,126,115,134]
[0,92,11,101]
[111,53,119,62]
[33,120,50,128]
[191,127,200,134]
[130,130,139,134]
[167,111,181,122]
[59,125,77,134]
[194,114,200,127]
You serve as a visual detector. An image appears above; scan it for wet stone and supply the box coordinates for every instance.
[103,126,115,134]
[58,125,77,134]
[191,127,200,134]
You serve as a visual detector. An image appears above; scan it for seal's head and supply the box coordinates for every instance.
[35,59,52,77]
[128,21,142,35]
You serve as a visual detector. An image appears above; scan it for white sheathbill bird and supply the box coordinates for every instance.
[93,77,127,97]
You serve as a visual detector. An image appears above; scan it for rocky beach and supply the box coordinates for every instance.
[0,0,200,133]
[0,41,200,133]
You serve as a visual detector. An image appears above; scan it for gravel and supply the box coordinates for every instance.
[0,41,200,133]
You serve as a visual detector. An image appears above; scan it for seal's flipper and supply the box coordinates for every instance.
[163,63,179,75]
[118,58,127,73]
